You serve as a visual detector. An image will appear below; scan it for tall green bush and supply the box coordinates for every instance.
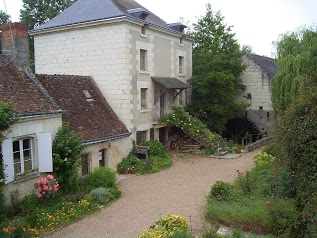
[52,124,86,189]
[87,167,116,188]
[275,87,317,237]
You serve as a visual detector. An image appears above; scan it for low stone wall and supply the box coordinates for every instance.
[245,136,273,152]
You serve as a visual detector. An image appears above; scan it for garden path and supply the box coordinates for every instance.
[46,149,261,238]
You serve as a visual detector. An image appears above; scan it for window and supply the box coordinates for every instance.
[2,133,53,184]
[179,56,184,74]
[136,131,147,145]
[140,49,147,71]
[141,25,147,35]
[13,138,33,175]
[141,88,148,109]
[82,154,90,176]
[179,36,184,45]
[99,149,107,167]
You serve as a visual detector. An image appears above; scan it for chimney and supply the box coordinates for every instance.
[1,22,29,67]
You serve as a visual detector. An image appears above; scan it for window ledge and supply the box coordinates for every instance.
[140,109,151,113]
[179,43,184,47]
[178,74,186,77]
[140,33,148,38]
[139,70,150,75]
[14,171,40,183]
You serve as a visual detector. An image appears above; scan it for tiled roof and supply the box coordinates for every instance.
[152,77,190,89]
[247,54,278,80]
[32,0,181,35]
[37,74,130,143]
[0,55,60,116]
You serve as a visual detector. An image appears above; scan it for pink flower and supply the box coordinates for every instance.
[47,175,54,181]
[37,193,42,198]
[43,186,49,191]
[54,187,58,192]
[37,187,42,192]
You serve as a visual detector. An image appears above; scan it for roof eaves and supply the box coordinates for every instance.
[17,110,64,120]
[83,132,132,145]
[29,15,127,35]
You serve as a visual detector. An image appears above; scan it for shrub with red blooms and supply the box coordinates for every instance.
[35,174,59,199]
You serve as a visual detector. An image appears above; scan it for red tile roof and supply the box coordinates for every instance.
[0,55,59,116]
[37,74,130,143]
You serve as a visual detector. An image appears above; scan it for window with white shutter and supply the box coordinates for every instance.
[2,138,14,184]
[38,133,53,173]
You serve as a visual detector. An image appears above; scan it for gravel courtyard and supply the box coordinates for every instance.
[47,149,260,238]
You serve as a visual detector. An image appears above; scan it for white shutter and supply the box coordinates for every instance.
[38,133,53,172]
[2,138,14,184]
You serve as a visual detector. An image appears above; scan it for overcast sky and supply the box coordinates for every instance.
[1,0,316,57]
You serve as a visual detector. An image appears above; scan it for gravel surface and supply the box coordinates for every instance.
[46,149,260,238]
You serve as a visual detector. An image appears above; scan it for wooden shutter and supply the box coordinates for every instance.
[2,138,14,184]
[38,133,53,172]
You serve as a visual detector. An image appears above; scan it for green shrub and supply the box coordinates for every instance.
[117,152,145,173]
[52,124,86,190]
[262,143,278,157]
[236,170,252,196]
[148,155,172,173]
[209,181,234,201]
[138,214,189,238]
[267,199,296,236]
[141,140,167,157]
[159,107,221,150]
[90,187,111,204]
[87,167,116,188]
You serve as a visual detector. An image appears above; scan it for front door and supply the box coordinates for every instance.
[159,127,166,145]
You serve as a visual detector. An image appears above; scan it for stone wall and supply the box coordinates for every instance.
[236,55,275,136]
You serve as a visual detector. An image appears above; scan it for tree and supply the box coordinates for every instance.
[187,4,247,132]
[52,124,86,190]
[272,27,317,237]
[0,10,10,25]
[270,27,317,114]
[20,0,76,70]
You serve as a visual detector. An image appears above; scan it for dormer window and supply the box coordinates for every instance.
[168,23,187,33]
[127,8,150,20]
[82,90,93,101]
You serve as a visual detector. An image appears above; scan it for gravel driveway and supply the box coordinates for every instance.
[47,149,260,238]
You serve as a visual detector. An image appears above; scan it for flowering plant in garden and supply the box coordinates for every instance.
[35,175,60,199]
[159,107,221,150]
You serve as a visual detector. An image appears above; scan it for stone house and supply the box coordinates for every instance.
[37,74,131,174]
[0,54,63,202]
[31,0,194,151]
[236,54,278,136]
[0,22,130,202]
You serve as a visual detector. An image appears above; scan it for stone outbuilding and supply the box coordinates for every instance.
[236,54,278,137]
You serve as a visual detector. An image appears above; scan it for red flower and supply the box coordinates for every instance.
[265,201,270,205]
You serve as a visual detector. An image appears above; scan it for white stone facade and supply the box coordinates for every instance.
[33,20,193,145]
[2,115,62,204]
